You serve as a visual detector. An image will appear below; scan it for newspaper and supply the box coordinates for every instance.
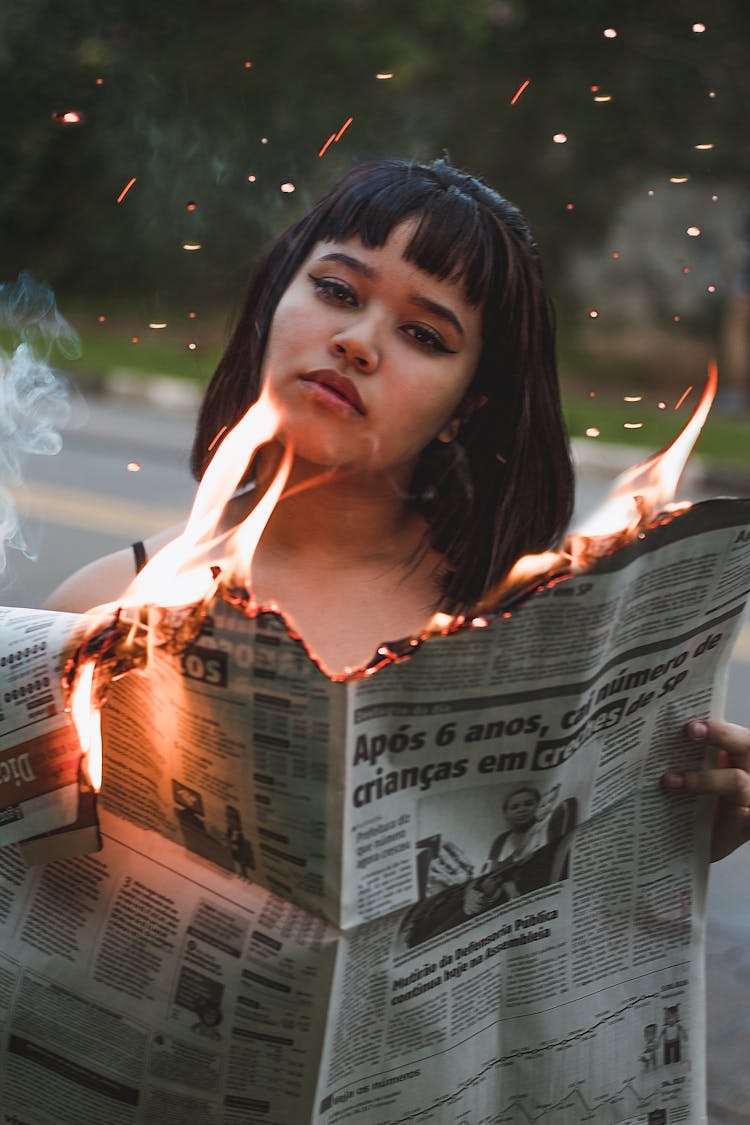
[1,496,749,1123]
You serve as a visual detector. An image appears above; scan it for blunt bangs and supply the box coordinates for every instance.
[305,161,501,315]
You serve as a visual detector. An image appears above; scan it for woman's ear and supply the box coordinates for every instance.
[437,394,489,443]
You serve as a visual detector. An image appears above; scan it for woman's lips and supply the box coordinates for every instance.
[299,370,366,415]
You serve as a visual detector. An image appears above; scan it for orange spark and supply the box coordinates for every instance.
[318,133,336,158]
[208,426,228,452]
[116,177,137,204]
[675,386,693,410]
[510,78,531,105]
[586,427,600,438]
[624,422,643,429]
[127,462,141,472]
[334,116,354,142]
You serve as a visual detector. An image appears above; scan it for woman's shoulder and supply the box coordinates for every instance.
[44,525,184,614]
[43,546,141,614]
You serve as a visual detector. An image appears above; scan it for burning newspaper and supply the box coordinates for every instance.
[0,495,748,1122]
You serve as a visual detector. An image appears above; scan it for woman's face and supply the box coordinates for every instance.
[261,220,483,481]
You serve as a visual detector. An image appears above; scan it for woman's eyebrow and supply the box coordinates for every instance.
[317,251,378,280]
[316,252,465,338]
[408,294,464,338]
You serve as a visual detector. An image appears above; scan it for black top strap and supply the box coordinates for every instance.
[132,540,148,574]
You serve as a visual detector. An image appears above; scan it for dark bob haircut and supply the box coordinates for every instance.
[191,158,575,613]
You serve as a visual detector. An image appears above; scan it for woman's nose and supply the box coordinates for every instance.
[329,325,378,373]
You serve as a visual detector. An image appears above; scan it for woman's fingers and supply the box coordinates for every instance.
[663,765,750,804]
[685,718,750,760]
[662,719,750,861]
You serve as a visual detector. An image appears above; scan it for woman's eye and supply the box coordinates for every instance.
[403,324,454,354]
[309,275,357,306]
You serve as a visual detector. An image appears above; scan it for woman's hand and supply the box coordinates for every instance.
[662,720,750,861]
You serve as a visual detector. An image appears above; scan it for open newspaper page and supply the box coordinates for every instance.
[318,498,750,1123]
[0,808,338,1125]
[0,497,747,1123]
[0,607,85,845]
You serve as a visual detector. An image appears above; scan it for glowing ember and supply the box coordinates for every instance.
[208,426,228,452]
[586,427,600,438]
[183,242,202,250]
[187,342,197,351]
[131,336,139,344]
[280,183,295,194]
[95,77,104,86]
[692,22,706,32]
[670,177,689,184]
[707,284,717,293]
[244,60,252,68]
[553,133,568,144]
[189,311,197,319]
[686,226,701,237]
[647,189,655,196]
[612,251,620,259]
[97,315,106,323]
[565,202,575,211]
[658,402,667,410]
[675,386,693,410]
[247,174,257,182]
[510,78,531,105]
[624,395,642,402]
[375,73,394,79]
[588,309,599,319]
[186,201,198,211]
[594,95,612,102]
[682,267,690,274]
[116,177,137,204]
[52,109,84,125]
[624,422,643,430]
[69,663,102,792]
[673,315,681,323]
[603,28,618,38]
[149,322,168,330]
[711,193,718,201]
[261,137,269,144]
[334,117,354,142]
[694,143,714,150]
[127,462,141,472]
[318,133,336,158]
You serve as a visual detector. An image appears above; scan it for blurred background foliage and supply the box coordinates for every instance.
[1,0,749,417]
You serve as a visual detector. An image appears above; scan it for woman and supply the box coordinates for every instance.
[46,157,750,857]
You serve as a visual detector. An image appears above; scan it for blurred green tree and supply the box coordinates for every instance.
[0,0,747,308]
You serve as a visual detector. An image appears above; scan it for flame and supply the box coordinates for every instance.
[69,663,103,791]
[118,389,285,610]
[571,362,716,544]
[473,363,717,615]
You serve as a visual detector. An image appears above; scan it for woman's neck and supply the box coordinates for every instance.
[253,450,426,566]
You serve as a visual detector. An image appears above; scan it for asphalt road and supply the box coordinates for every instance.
[3,391,750,1123]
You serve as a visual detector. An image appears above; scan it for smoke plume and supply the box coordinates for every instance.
[0,274,79,574]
